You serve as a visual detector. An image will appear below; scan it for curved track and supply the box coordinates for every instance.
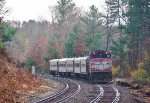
[89,85,104,103]
[111,85,120,103]
[54,79,81,103]
[63,77,120,103]
[35,75,120,103]
[90,84,120,103]
[34,75,80,103]
[35,80,69,103]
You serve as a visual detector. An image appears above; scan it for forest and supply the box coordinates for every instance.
[0,0,150,84]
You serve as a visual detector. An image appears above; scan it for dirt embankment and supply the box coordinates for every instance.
[0,48,53,103]
[114,78,150,103]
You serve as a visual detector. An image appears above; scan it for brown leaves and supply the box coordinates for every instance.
[28,35,49,67]
[0,53,41,102]
[73,39,89,57]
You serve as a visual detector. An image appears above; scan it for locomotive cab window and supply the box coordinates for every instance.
[90,50,111,58]
[107,54,111,58]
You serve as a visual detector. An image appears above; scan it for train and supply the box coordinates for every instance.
[49,50,112,83]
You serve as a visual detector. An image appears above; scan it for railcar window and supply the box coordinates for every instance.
[81,64,85,67]
[106,54,111,58]
[59,64,66,67]
[51,65,57,67]
[74,63,80,67]
[66,64,73,67]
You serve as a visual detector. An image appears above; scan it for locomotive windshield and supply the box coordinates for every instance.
[89,50,111,58]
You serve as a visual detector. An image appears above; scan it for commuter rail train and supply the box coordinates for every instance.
[49,50,112,83]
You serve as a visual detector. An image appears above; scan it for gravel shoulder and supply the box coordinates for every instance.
[114,78,150,103]
[24,78,65,103]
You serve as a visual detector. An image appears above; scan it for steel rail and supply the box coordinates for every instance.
[89,85,104,103]
[34,77,69,103]
[111,85,120,103]
[54,79,81,103]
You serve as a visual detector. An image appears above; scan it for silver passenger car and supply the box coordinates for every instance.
[49,59,59,72]
[66,58,75,73]
[80,56,88,74]
[58,58,68,73]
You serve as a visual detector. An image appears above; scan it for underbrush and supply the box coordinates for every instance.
[112,66,120,77]
[130,69,149,84]
[130,52,150,84]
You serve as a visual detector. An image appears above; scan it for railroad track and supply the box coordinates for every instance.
[34,80,69,103]
[34,75,81,103]
[54,79,81,103]
[60,77,120,103]
[90,84,120,103]
[89,84,104,103]
[36,75,120,103]
[111,85,120,103]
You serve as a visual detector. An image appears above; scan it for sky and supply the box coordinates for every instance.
[4,0,106,22]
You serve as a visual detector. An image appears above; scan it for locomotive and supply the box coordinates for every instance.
[49,50,112,83]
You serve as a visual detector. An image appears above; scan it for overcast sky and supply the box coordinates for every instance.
[4,0,106,22]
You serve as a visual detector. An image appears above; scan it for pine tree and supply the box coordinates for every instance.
[80,5,104,50]
[65,26,78,57]
[125,0,150,68]
[56,0,75,23]
[0,0,10,48]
